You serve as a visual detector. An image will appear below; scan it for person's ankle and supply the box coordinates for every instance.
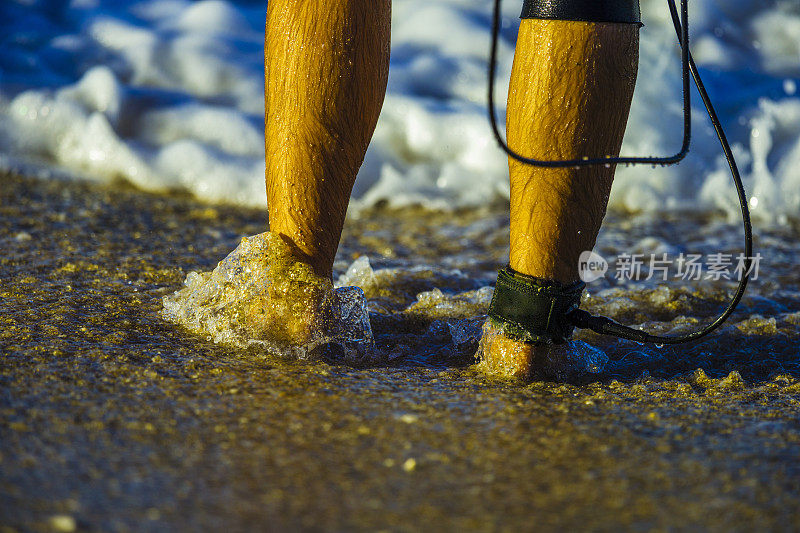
[476,318,545,380]
[272,232,335,280]
[477,263,584,380]
[242,232,335,345]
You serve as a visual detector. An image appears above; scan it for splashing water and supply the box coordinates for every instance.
[162,233,612,379]
[1,0,799,223]
[162,232,376,363]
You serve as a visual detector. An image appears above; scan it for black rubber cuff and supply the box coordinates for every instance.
[488,266,585,344]
[520,0,641,24]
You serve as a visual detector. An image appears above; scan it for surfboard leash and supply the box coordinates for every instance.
[486,0,754,346]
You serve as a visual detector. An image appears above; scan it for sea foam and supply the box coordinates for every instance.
[0,0,798,224]
[162,231,377,362]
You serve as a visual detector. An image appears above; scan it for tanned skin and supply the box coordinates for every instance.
[263,4,638,378]
[265,0,391,279]
[480,19,639,379]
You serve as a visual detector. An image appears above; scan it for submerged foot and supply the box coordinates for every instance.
[475,318,544,380]
[244,232,335,346]
[475,318,610,381]
[163,231,338,350]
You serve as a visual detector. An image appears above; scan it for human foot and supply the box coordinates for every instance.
[475,318,545,380]
[475,267,585,380]
[162,231,338,350]
[244,232,335,346]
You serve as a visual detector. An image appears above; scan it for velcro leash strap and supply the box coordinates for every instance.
[488,266,585,344]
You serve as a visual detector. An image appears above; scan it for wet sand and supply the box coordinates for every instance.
[2,172,800,532]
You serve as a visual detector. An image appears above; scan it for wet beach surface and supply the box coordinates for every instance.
[2,173,800,531]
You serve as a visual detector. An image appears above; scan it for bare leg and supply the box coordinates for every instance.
[479,19,639,379]
[265,0,391,279]
[255,0,390,344]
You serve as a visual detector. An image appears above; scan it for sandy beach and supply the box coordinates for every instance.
[2,172,799,531]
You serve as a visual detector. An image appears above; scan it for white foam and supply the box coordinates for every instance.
[162,232,376,362]
[0,0,797,224]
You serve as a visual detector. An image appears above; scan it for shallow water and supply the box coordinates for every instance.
[2,173,800,531]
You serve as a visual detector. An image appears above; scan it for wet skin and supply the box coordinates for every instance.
[265,0,390,279]
[263,5,637,377]
[481,19,639,379]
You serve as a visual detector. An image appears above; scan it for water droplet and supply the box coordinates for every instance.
[655,343,664,348]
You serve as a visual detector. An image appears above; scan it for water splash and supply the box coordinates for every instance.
[162,232,376,363]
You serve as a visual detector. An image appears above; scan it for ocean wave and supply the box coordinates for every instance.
[0,0,798,224]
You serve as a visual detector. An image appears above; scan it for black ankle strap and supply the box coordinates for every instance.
[488,266,585,344]
[520,0,641,24]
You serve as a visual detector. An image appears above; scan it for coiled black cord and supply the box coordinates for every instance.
[487,0,753,344]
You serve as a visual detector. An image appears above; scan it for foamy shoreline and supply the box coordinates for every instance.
[1,0,799,223]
